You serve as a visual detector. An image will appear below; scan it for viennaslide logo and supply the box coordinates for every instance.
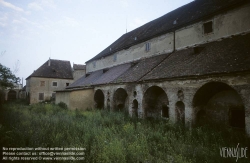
[220,143,248,162]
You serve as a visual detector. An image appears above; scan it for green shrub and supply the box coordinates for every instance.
[57,101,68,110]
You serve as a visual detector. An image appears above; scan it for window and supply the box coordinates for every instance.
[40,81,45,86]
[145,42,151,52]
[203,21,213,34]
[39,93,44,101]
[93,61,96,68]
[66,83,69,86]
[113,54,117,62]
[52,81,57,87]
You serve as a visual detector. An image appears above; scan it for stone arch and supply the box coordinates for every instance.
[113,88,128,111]
[193,82,245,129]
[107,98,110,110]
[175,101,185,124]
[94,89,104,109]
[132,99,139,117]
[8,90,17,101]
[143,86,169,118]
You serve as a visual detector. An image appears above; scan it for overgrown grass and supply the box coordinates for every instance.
[0,100,249,163]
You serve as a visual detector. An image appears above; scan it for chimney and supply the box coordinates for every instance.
[48,58,51,66]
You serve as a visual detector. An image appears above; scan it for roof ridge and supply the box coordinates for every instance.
[86,0,248,63]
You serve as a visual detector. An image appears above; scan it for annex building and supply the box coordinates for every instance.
[26,59,85,104]
[56,0,250,136]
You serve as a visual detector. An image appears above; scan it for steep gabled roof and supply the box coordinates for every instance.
[73,64,86,70]
[93,63,131,85]
[66,70,102,88]
[64,33,250,89]
[87,0,247,63]
[26,59,73,80]
[67,63,131,88]
[111,54,168,83]
[141,33,250,81]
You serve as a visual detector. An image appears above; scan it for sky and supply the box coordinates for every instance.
[0,0,193,85]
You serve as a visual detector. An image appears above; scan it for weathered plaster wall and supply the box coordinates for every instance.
[27,77,73,104]
[70,89,94,110]
[55,91,70,107]
[86,4,250,73]
[175,3,250,50]
[86,33,174,73]
[73,70,86,81]
[56,89,94,110]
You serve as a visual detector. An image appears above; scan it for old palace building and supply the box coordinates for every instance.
[54,0,250,135]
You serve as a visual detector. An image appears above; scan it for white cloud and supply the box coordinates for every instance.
[27,0,56,13]
[0,22,6,27]
[12,19,21,24]
[41,0,56,9]
[0,13,8,27]
[0,0,24,12]
[28,2,43,11]
[58,17,80,27]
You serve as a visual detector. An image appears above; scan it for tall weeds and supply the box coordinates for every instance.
[0,101,249,163]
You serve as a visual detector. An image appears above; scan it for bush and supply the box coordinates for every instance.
[57,101,68,110]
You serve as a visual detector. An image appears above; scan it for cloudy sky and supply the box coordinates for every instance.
[0,0,193,84]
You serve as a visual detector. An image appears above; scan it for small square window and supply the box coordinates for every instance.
[145,42,151,52]
[203,21,213,34]
[39,93,44,100]
[52,82,57,87]
[113,54,117,62]
[66,83,69,86]
[40,81,45,86]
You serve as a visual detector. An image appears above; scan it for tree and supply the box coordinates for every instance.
[0,63,20,89]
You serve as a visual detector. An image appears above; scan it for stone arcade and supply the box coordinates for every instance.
[56,0,250,136]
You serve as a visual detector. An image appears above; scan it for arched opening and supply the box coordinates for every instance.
[94,89,104,109]
[8,90,17,101]
[133,91,137,97]
[143,86,169,118]
[175,101,185,124]
[113,88,128,111]
[132,99,139,117]
[193,82,245,129]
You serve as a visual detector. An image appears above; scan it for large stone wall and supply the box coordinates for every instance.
[93,73,250,136]
[26,77,73,104]
[86,3,250,73]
